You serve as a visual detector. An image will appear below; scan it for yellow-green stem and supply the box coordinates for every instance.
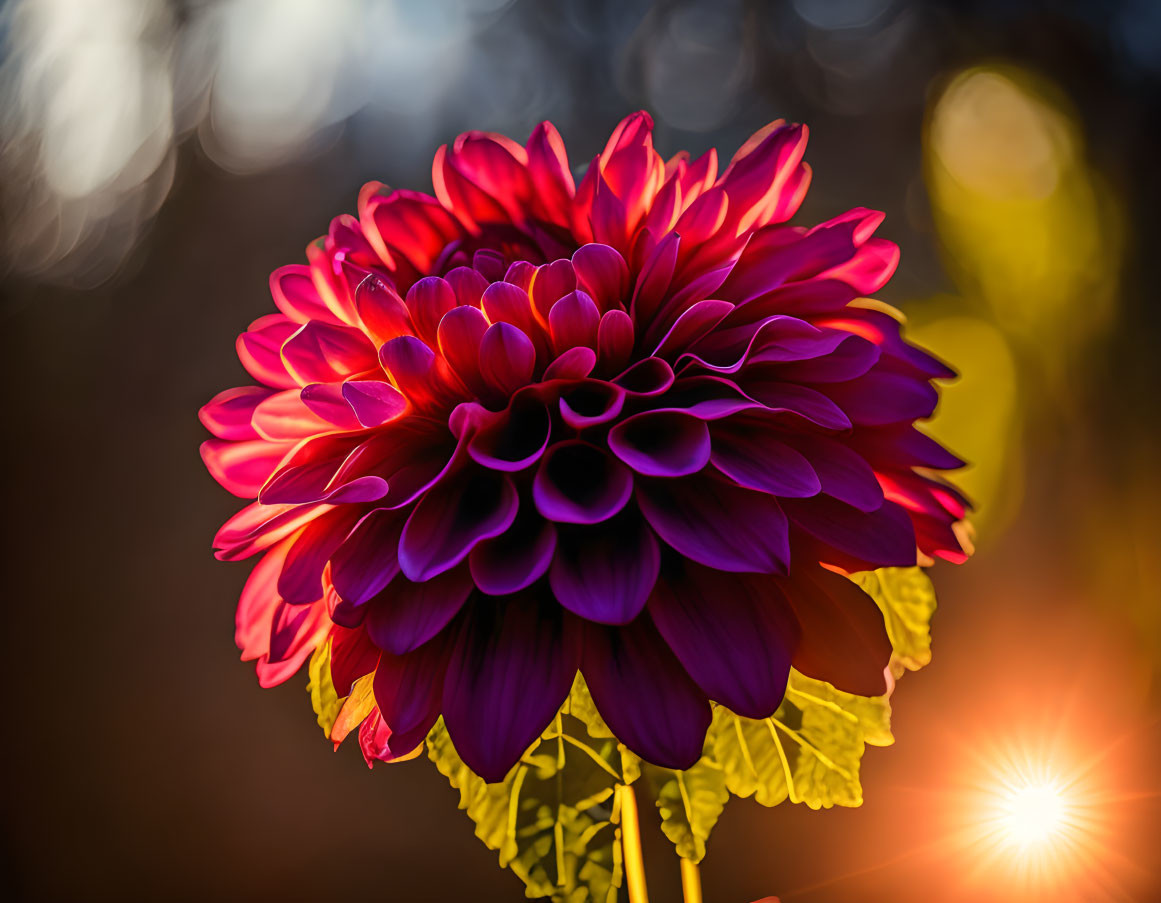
[680,858,703,903]
[619,784,649,903]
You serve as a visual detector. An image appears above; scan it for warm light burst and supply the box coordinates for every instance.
[997,780,1069,848]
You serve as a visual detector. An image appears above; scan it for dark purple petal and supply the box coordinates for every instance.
[469,505,557,595]
[365,566,474,654]
[709,417,821,497]
[608,411,711,477]
[637,472,789,573]
[772,334,879,383]
[443,594,580,782]
[533,440,633,524]
[398,468,519,581]
[739,379,851,430]
[549,513,660,624]
[824,370,938,426]
[648,565,798,718]
[784,496,916,569]
[582,616,710,770]
[783,433,883,512]
[330,508,406,605]
[777,563,891,697]
[373,632,452,758]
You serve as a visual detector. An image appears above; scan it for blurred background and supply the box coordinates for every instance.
[2,0,1159,900]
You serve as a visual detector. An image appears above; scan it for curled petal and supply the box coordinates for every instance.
[559,379,626,429]
[608,411,711,477]
[468,395,551,471]
[533,440,633,525]
[469,506,557,595]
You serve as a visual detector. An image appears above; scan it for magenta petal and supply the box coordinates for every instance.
[649,565,798,718]
[281,321,377,384]
[277,508,357,604]
[651,299,732,360]
[637,472,789,573]
[777,563,891,697]
[355,275,413,344]
[365,567,474,654]
[784,496,916,569]
[237,315,299,390]
[442,594,580,782]
[444,266,490,308]
[340,380,408,428]
[542,345,597,381]
[468,395,551,471]
[330,508,406,605]
[299,383,361,430]
[405,276,457,346]
[549,514,659,624]
[548,290,601,355]
[373,633,452,758]
[199,386,273,440]
[709,416,821,497]
[201,438,290,498]
[531,258,577,320]
[252,389,333,440]
[398,469,519,581]
[597,309,635,375]
[582,616,710,770]
[533,440,633,524]
[572,243,630,312]
[469,506,557,595]
[608,410,711,477]
[270,265,331,323]
[478,322,536,397]
[437,305,489,392]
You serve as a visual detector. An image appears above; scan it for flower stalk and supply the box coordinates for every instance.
[619,783,649,903]
[680,858,703,903]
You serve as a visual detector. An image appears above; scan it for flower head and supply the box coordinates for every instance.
[201,113,969,782]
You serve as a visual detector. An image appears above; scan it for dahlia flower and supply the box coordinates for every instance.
[201,112,968,783]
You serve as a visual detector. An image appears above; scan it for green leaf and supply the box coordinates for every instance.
[642,757,729,864]
[852,566,938,672]
[702,567,938,816]
[427,677,638,903]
